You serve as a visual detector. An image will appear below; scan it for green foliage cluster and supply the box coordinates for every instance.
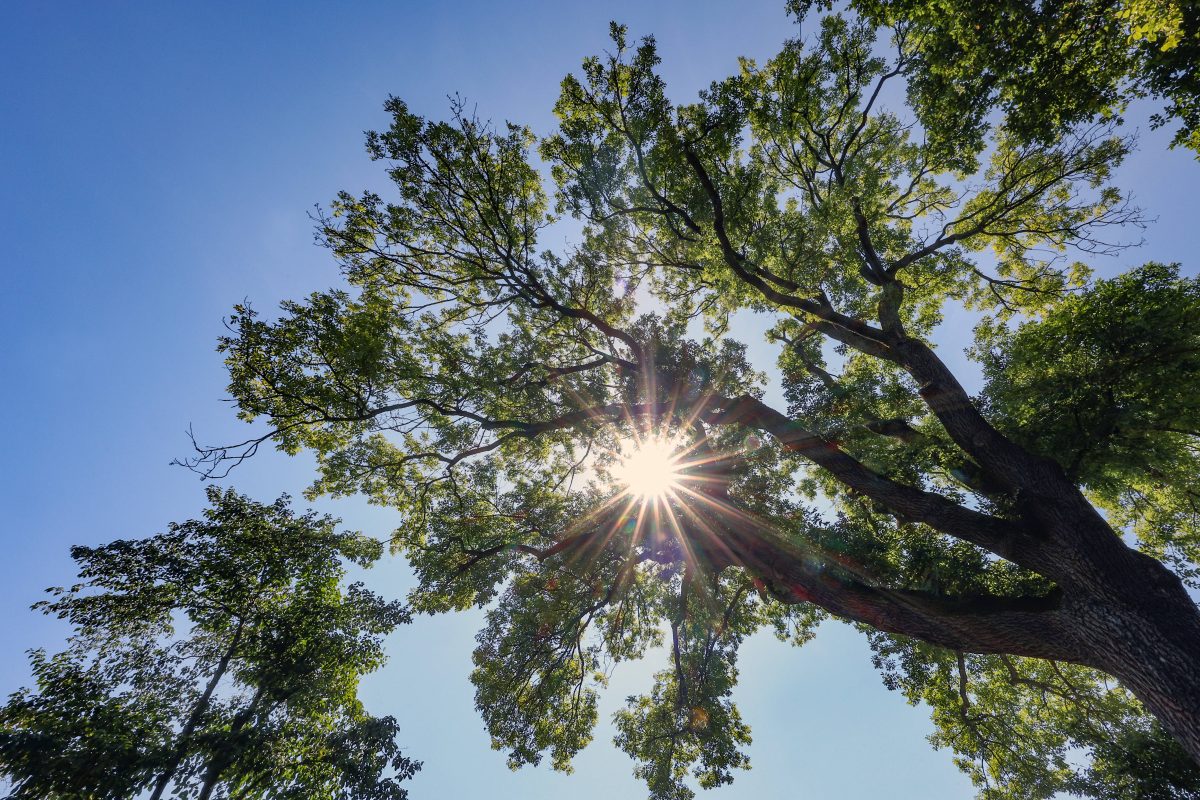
[0,488,419,800]
[837,0,1200,155]
[869,635,1200,799]
[979,263,1200,584]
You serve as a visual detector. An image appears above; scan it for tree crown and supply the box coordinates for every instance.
[179,10,1200,799]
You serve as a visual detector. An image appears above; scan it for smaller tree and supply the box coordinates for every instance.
[0,487,419,800]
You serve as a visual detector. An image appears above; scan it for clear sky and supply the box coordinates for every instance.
[2,3,1198,798]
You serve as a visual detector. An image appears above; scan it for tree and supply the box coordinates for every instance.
[833,0,1200,156]
[185,9,1200,799]
[0,487,420,800]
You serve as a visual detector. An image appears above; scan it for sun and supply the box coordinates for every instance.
[614,437,684,500]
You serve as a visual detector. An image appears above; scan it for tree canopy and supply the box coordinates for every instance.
[838,0,1200,155]
[178,7,1200,799]
[0,487,419,800]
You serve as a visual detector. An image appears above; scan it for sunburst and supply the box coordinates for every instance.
[613,435,685,501]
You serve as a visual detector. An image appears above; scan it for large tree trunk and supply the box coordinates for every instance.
[1019,463,1200,763]
[694,466,1200,765]
[713,336,1200,763]
[1067,553,1200,762]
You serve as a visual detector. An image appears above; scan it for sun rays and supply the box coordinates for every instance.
[613,436,685,500]
[527,364,778,592]
[599,422,755,575]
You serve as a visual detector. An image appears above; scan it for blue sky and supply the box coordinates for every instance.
[2,2,1197,798]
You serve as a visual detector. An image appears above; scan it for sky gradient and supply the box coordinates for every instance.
[2,2,1198,798]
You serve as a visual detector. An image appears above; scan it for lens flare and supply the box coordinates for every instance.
[614,437,683,500]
